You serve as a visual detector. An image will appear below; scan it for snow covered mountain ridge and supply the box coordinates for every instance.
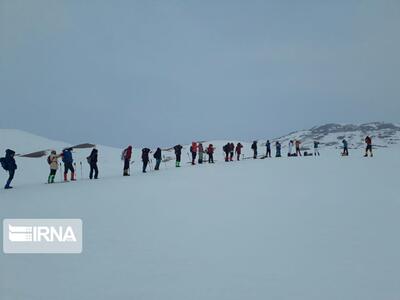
[0,122,399,155]
[271,122,400,149]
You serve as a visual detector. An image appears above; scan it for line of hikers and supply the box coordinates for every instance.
[1,136,374,189]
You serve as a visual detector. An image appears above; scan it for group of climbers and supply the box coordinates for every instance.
[45,147,100,184]
[1,136,375,189]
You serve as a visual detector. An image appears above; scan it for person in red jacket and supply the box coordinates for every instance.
[190,142,198,165]
[235,143,243,161]
[207,144,214,163]
[122,145,132,176]
[364,136,373,157]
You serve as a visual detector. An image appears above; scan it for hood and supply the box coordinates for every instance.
[5,149,15,156]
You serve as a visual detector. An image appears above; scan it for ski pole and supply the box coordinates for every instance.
[59,163,62,181]
[80,161,83,179]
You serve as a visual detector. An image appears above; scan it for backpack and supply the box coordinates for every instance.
[0,157,8,171]
[47,155,52,165]
[86,156,91,164]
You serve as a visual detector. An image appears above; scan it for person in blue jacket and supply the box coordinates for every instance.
[3,149,17,189]
[275,141,281,157]
[342,139,349,156]
[62,148,75,181]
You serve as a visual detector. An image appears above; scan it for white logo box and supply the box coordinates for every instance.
[3,219,82,254]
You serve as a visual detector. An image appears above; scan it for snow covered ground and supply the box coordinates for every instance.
[1,130,400,300]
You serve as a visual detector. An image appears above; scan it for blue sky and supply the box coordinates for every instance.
[1,0,399,147]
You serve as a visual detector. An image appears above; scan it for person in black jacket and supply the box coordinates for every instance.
[266,140,271,158]
[174,145,183,167]
[229,143,234,161]
[87,148,99,179]
[142,148,151,173]
[153,148,162,170]
[2,149,17,189]
[223,143,230,162]
[251,141,258,159]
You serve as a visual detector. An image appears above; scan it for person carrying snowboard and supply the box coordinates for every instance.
[174,144,183,167]
[313,141,320,156]
[87,148,99,179]
[1,149,17,189]
[190,142,197,165]
[275,141,282,157]
[364,136,373,157]
[47,150,61,184]
[62,148,75,181]
[295,140,302,156]
[154,147,162,170]
[288,140,293,156]
[265,140,271,158]
[235,142,243,161]
[342,139,349,156]
[142,148,151,173]
[198,143,204,164]
[223,143,230,162]
[207,144,214,163]
[122,145,132,176]
[251,141,258,159]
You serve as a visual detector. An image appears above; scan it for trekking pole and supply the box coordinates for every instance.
[163,155,167,168]
[80,161,83,179]
[59,163,62,181]
[73,162,77,180]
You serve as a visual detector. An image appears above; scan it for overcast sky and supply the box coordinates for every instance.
[1,0,399,148]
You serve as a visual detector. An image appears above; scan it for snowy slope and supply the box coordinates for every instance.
[1,126,400,300]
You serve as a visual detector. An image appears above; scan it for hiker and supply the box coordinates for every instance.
[313,141,320,156]
[190,142,197,165]
[223,143,230,162]
[251,141,258,159]
[235,142,243,161]
[87,148,99,179]
[122,145,132,176]
[198,143,204,164]
[174,144,183,167]
[62,148,75,181]
[295,140,302,156]
[266,140,271,158]
[47,150,61,184]
[207,144,214,163]
[142,148,151,173]
[342,139,349,156]
[229,143,235,161]
[1,149,17,189]
[275,141,281,157]
[364,136,373,157]
[288,140,293,156]
[154,147,162,170]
